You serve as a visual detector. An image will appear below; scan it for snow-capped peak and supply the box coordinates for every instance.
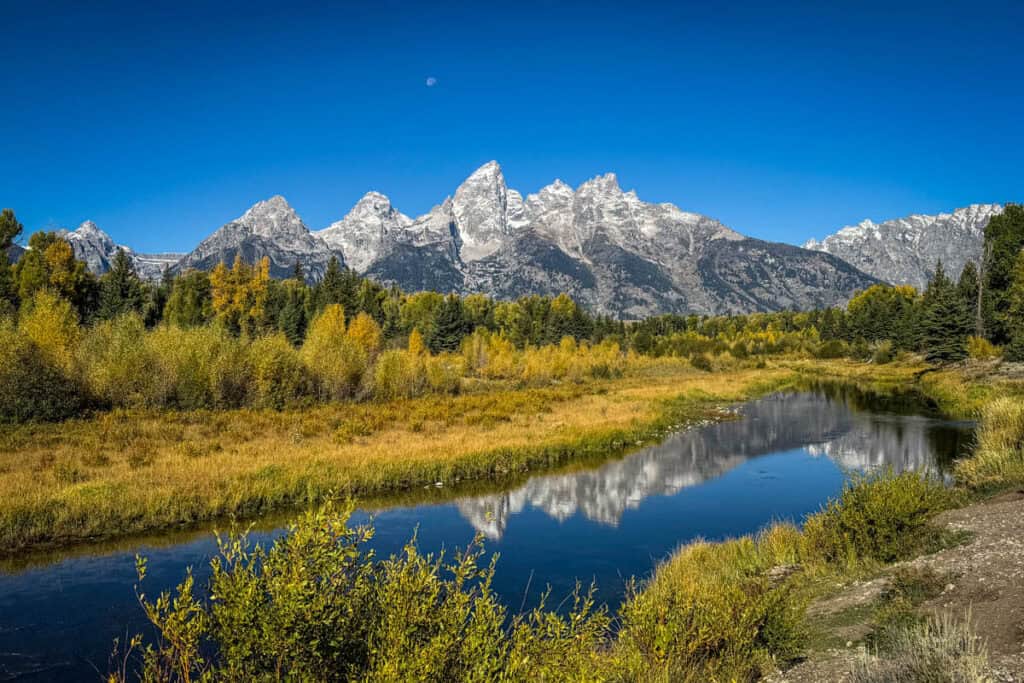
[452,160,512,261]
[804,204,1005,289]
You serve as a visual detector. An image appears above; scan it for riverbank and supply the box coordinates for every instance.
[0,359,795,554]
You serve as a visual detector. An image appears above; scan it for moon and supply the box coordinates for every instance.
[425,76,438,87]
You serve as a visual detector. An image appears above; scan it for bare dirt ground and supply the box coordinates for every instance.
[770,490,1024,682]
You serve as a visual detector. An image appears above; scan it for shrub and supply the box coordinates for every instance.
[966,335,1001,361]
[613,524,806,681]
[801,471,952,566]
[815,339,848,359]
[0,320,85,422]
[690,353,713,372]
[248,333,308,410]
[118,504,610,682]
[852,610,988,683]
[302,305,367,400]
[371,349,426,401]
[871,340,895,365]
[955,396,1024,488]
[78,314,158,408]
[146,325,249,409]
[425,353,464,394]
[18,289,80,373]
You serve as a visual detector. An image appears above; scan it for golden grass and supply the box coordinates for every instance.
[0,360,792,553]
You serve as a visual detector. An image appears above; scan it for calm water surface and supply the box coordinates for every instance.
[0,386,974,680]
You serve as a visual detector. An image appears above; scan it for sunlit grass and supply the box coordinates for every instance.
[0,360,792,553]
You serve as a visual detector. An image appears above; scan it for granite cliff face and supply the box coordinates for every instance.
[804,204,1003,290]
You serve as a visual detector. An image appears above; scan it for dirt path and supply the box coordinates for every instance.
[771,490,1024,682]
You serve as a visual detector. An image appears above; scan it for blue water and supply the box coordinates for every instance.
[0,389,974,680]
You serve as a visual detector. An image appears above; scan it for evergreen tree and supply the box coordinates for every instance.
[277,281,309,346]
[919,261,972,363]
[338,267,361,319]
[0,208,23,311]
[314,256,345,312]
[428,294,468,353]
[956,261,982,337]
[97,248,146,320]
[292,260,305,283]
[982,204,1024,343]
[164,270,213,327]
[1004,249,1024,362]
[380,290,403,340]
[144,267,175,327]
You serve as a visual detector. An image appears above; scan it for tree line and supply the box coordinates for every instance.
[2,203,1023,423]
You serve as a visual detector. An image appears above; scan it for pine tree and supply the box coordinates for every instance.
[1004,249,1024,362]
[338,267,361,319]
[428,294,468,353]
[0,208,23,311]
[97,248,146,320]
[956,261,982,337]
[314,256,344,312]
[982,204,1024,343]
[292,261,305,283]
[277,281,309,346]
[920,261,972,363]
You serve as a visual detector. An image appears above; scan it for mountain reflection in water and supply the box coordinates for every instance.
[457,390,973,539]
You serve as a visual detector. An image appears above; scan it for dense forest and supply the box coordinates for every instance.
[2,204,1023,423]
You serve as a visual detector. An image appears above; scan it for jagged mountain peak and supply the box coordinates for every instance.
[317,191,412,271]
[805,203,1005,289]
[236,195,307,237]
[453,161,512,262]
[577,172,622,195]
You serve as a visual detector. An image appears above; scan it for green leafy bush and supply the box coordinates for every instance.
[689,353,713,372]
[119,503,610,682]
[248,333,309,410]
[0,320,85,422]
[78,314,158,408]
[613,523,807,682]
[815,339,848,359]
[802,470,952,565]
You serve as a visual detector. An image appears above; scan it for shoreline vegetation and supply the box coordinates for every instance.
[107,358,1024,682]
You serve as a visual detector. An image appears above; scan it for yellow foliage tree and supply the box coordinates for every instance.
[210,255,271,336]
[18,289,80,373]
[302,304,366,400]
[346,312,383,358]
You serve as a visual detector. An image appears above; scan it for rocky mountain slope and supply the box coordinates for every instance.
[174,195,343,280]
[322,162,879,317]
[59,221,182,281]
[804,204,1004,290]
[37,162,1015,317]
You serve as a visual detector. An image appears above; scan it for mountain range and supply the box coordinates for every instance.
[804,203,1003,290]
[21,162,1008,318]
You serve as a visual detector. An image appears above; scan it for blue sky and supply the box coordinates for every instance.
[3,0,1022,253]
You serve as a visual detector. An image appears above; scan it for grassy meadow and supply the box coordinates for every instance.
[0,358,794,554]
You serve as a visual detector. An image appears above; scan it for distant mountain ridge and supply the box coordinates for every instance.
[22,162,1007,317]
[58,221,182,281]
[804,204,1004,289]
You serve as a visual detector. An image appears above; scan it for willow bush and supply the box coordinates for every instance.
[118,503,610,682]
